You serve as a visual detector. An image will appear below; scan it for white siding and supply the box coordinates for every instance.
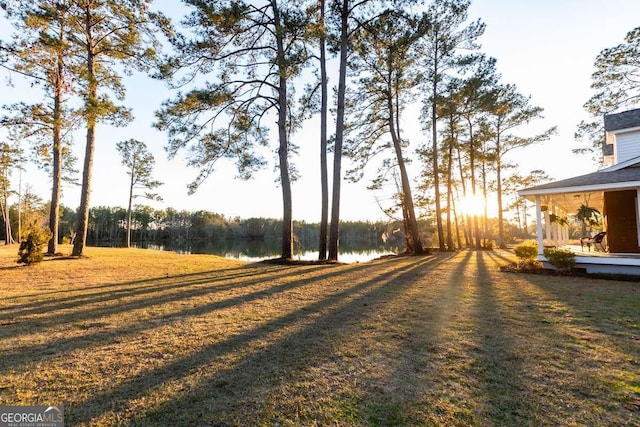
[615,131,640,163]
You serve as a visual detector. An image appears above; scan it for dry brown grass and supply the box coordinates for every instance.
[0,245,638,426]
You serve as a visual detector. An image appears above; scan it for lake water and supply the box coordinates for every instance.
[134,240,398,263]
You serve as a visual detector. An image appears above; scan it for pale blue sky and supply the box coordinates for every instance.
[1,1,640,222]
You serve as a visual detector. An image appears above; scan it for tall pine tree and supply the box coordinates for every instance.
[155,0,309,260]
[0,1,77,255]
[419,0,484,250]
[344,10,426,254]
[577,26,640,160]
[69,0,167,256]
[116,138,162,248]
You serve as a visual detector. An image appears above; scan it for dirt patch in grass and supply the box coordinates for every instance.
[1,246,639,425]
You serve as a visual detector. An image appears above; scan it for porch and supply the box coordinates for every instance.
[553,245,640,275]
[518,165,640,276]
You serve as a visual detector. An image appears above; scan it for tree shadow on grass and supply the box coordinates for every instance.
[354,249,604,425]
[0,264,303,320]
[372,250,531,425]
[64,255,446,425]
[1,262,280,304]
[471,251,529,424]
[485,248,517,265]
[348,250,475,425]
[0,263,358,374]
[484,250,640,424]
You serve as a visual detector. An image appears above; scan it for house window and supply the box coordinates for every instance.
[616,131,640,164]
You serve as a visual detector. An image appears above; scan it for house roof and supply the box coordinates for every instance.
[604,108,640,132]
[518,159,640,213]
[519,164,640,196]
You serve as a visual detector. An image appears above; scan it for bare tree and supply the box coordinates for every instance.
[116,139,162,247]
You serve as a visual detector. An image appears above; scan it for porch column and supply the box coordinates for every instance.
[535,196,544,258]
[544,207,551,243]
[636,188,640,247]
[551,206,558,246]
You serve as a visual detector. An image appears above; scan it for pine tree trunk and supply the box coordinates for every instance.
[48,124,62,254]
[496,139,506,248]
[453,193,463,249]
[481,147,489,237]
[455,146,471,247]
[72,108,95,257]
[273,0,293,261]
[48,18,68,255]
[431,80,445,250]
[73,10,96,257]
[1,189,13,245]
[446,140,455,250]
[126,172,134,248]
[328,0,349,261]
[388,89,424,255]
[48,48,64,255]
[467,119,480,249]
[318,0,329,261]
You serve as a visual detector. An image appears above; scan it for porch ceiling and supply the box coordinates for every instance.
[523,191,604,215]
[518,167,640,212]
[518,165,640,217]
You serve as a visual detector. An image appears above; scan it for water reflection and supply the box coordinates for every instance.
[133,239,398,263]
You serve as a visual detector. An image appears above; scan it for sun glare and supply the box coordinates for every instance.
[458,194,486,217]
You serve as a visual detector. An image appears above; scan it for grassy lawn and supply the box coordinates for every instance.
[0,245,639,426]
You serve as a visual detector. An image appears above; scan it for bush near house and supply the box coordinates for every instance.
[543,247,576,271]
[514,241,538,265]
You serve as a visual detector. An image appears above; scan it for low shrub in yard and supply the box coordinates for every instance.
[17,223,51,265]
[514,241,538,265]
[480,239,495,250]
[543,247,576,271]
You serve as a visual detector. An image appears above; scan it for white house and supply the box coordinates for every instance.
[519,108,640,275]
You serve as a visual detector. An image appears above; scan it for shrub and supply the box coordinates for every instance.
[543,247,576,271]
[514,241,538,265]
[480,239,494,250]
[17,223,52,266]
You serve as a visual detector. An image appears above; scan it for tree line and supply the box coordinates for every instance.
[0,0,636,261]
[0,198,410,250]
[0,192,594,250]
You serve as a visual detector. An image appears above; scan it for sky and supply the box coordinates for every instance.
[2,0,640,223]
